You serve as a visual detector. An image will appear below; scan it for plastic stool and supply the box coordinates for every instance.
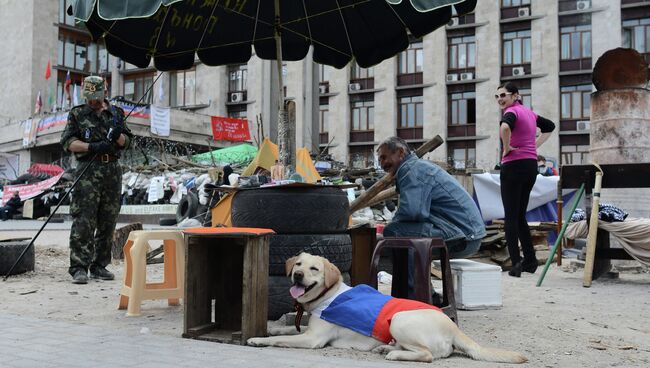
[369,237,458,324]
[118,230,185,316]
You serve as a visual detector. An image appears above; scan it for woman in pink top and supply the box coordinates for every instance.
[496,82,555,277]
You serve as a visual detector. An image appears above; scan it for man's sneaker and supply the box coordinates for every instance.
[72,269,88,284]
[90,266,115,280]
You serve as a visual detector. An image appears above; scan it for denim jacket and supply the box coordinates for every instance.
[392,154,486,242]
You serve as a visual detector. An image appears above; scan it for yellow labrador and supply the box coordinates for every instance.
[247,252,527,363]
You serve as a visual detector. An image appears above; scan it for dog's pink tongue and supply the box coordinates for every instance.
[290,285,305,299]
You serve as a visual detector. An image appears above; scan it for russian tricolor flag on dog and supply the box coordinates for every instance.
[313,284,441,343]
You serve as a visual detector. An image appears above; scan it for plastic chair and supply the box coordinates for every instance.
[118,230,185,316]
[369,237,458,324]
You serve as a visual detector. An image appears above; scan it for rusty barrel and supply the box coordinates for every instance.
[590,88,650,164]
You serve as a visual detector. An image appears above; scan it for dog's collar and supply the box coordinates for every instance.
[294,283,336,332]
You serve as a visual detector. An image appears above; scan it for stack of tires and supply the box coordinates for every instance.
[231,186,351,320]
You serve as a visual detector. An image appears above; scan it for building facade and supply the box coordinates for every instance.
[1,0,649,177]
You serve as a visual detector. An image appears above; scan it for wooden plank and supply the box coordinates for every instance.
[184,236,212,336]
[241,235,270,342]
[561,163,650,189]
[430,265,442,280]
[349,227,377,286]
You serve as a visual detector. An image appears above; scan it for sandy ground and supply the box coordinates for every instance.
[1,225,649,367]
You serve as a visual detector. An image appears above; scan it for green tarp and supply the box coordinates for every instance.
[191,144,258,166]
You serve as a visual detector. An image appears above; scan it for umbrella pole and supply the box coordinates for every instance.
[274,0,290,168]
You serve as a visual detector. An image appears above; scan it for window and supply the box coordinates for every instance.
[59,0,76,26]
[349,146,375,169]
[398,96,423,128]
[561,144,590,165]
[99,44,111,73]
[447,141,476,170]
[560,85,591,120]
[398,39,423,74]
[501,0,530,6]
[448,35,476,70]
[519,88,532,109]
[318,64,331,83]
[169,68,196,106]
[449,92,476,125]
[124,73,155,104]
[623,18,650,53]
[228,64,248,92]
[502,30,531,65]
[227,105,247,119]
[58,36,94,72]
[351,99,374,131]
[351,63,374,80]
[561,25,591,60]
[319,103,329,133]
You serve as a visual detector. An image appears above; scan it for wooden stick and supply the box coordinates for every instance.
[556,178,563,266]
[349,135,443,213]
[366,187,398,208]
[583,163,603,288]
[169,155,209,168]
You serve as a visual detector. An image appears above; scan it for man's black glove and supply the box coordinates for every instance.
[88,141,113,154]
[107,125,123,142]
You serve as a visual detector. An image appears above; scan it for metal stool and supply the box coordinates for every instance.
[369,237,457,324]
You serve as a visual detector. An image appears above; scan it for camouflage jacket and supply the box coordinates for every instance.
[60,101,133,160]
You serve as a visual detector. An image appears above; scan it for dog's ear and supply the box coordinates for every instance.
[323,258,341,288]
[285,256,298,277]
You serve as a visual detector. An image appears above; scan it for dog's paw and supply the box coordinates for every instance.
[372,344,398,354]
[247,337,269,347]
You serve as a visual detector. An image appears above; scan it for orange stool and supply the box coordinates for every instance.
[118,230,185,316]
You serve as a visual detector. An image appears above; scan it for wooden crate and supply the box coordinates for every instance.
[182,231,270,345]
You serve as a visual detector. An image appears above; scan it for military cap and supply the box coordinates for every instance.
[82,76,106,101]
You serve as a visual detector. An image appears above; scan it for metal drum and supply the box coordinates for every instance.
[590,88,650,164]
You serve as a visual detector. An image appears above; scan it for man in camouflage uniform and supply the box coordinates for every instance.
[60,76,133,284]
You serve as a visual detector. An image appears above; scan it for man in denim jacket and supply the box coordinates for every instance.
[377,137,486,297]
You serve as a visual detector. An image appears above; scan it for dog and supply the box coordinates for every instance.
[247,252,527,363]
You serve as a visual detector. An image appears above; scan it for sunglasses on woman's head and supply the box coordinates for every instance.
[494,92,513,99]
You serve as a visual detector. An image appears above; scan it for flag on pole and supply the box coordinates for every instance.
[64,70,72,102]
[73,84,80,106]
[158,74,165,103]
[45,60,51,80]
[34,91,42,115]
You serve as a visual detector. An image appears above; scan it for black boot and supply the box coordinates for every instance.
[508,261,522,277]
[90,266,115,280]
[522,259,538,273]
[71,269,88,284]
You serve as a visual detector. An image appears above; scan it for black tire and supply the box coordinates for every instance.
[268,234,352,275]
[231,187,349,234]
[159,217,178,226]
[0,241,35,276]
[176,192,199,223]
[268,272,351,320]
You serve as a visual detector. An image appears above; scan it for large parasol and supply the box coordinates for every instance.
[71,0,477,165]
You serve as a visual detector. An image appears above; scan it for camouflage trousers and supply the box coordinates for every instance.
[68,160,122,276]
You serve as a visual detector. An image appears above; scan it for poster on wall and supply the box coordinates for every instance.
[22,118,36,147]
[210,116,250,142]
[0,153,19,181]
[150,105,171,136]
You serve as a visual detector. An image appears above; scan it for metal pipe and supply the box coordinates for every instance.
[536,183,585,287]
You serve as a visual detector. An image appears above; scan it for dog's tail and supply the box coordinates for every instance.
[452,328,528,364]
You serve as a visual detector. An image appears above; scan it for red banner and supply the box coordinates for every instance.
[2,173,64,205]
[211,116,250,142]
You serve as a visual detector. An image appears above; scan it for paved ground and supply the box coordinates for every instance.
[2,219,649,367]
[0,313,408,368]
